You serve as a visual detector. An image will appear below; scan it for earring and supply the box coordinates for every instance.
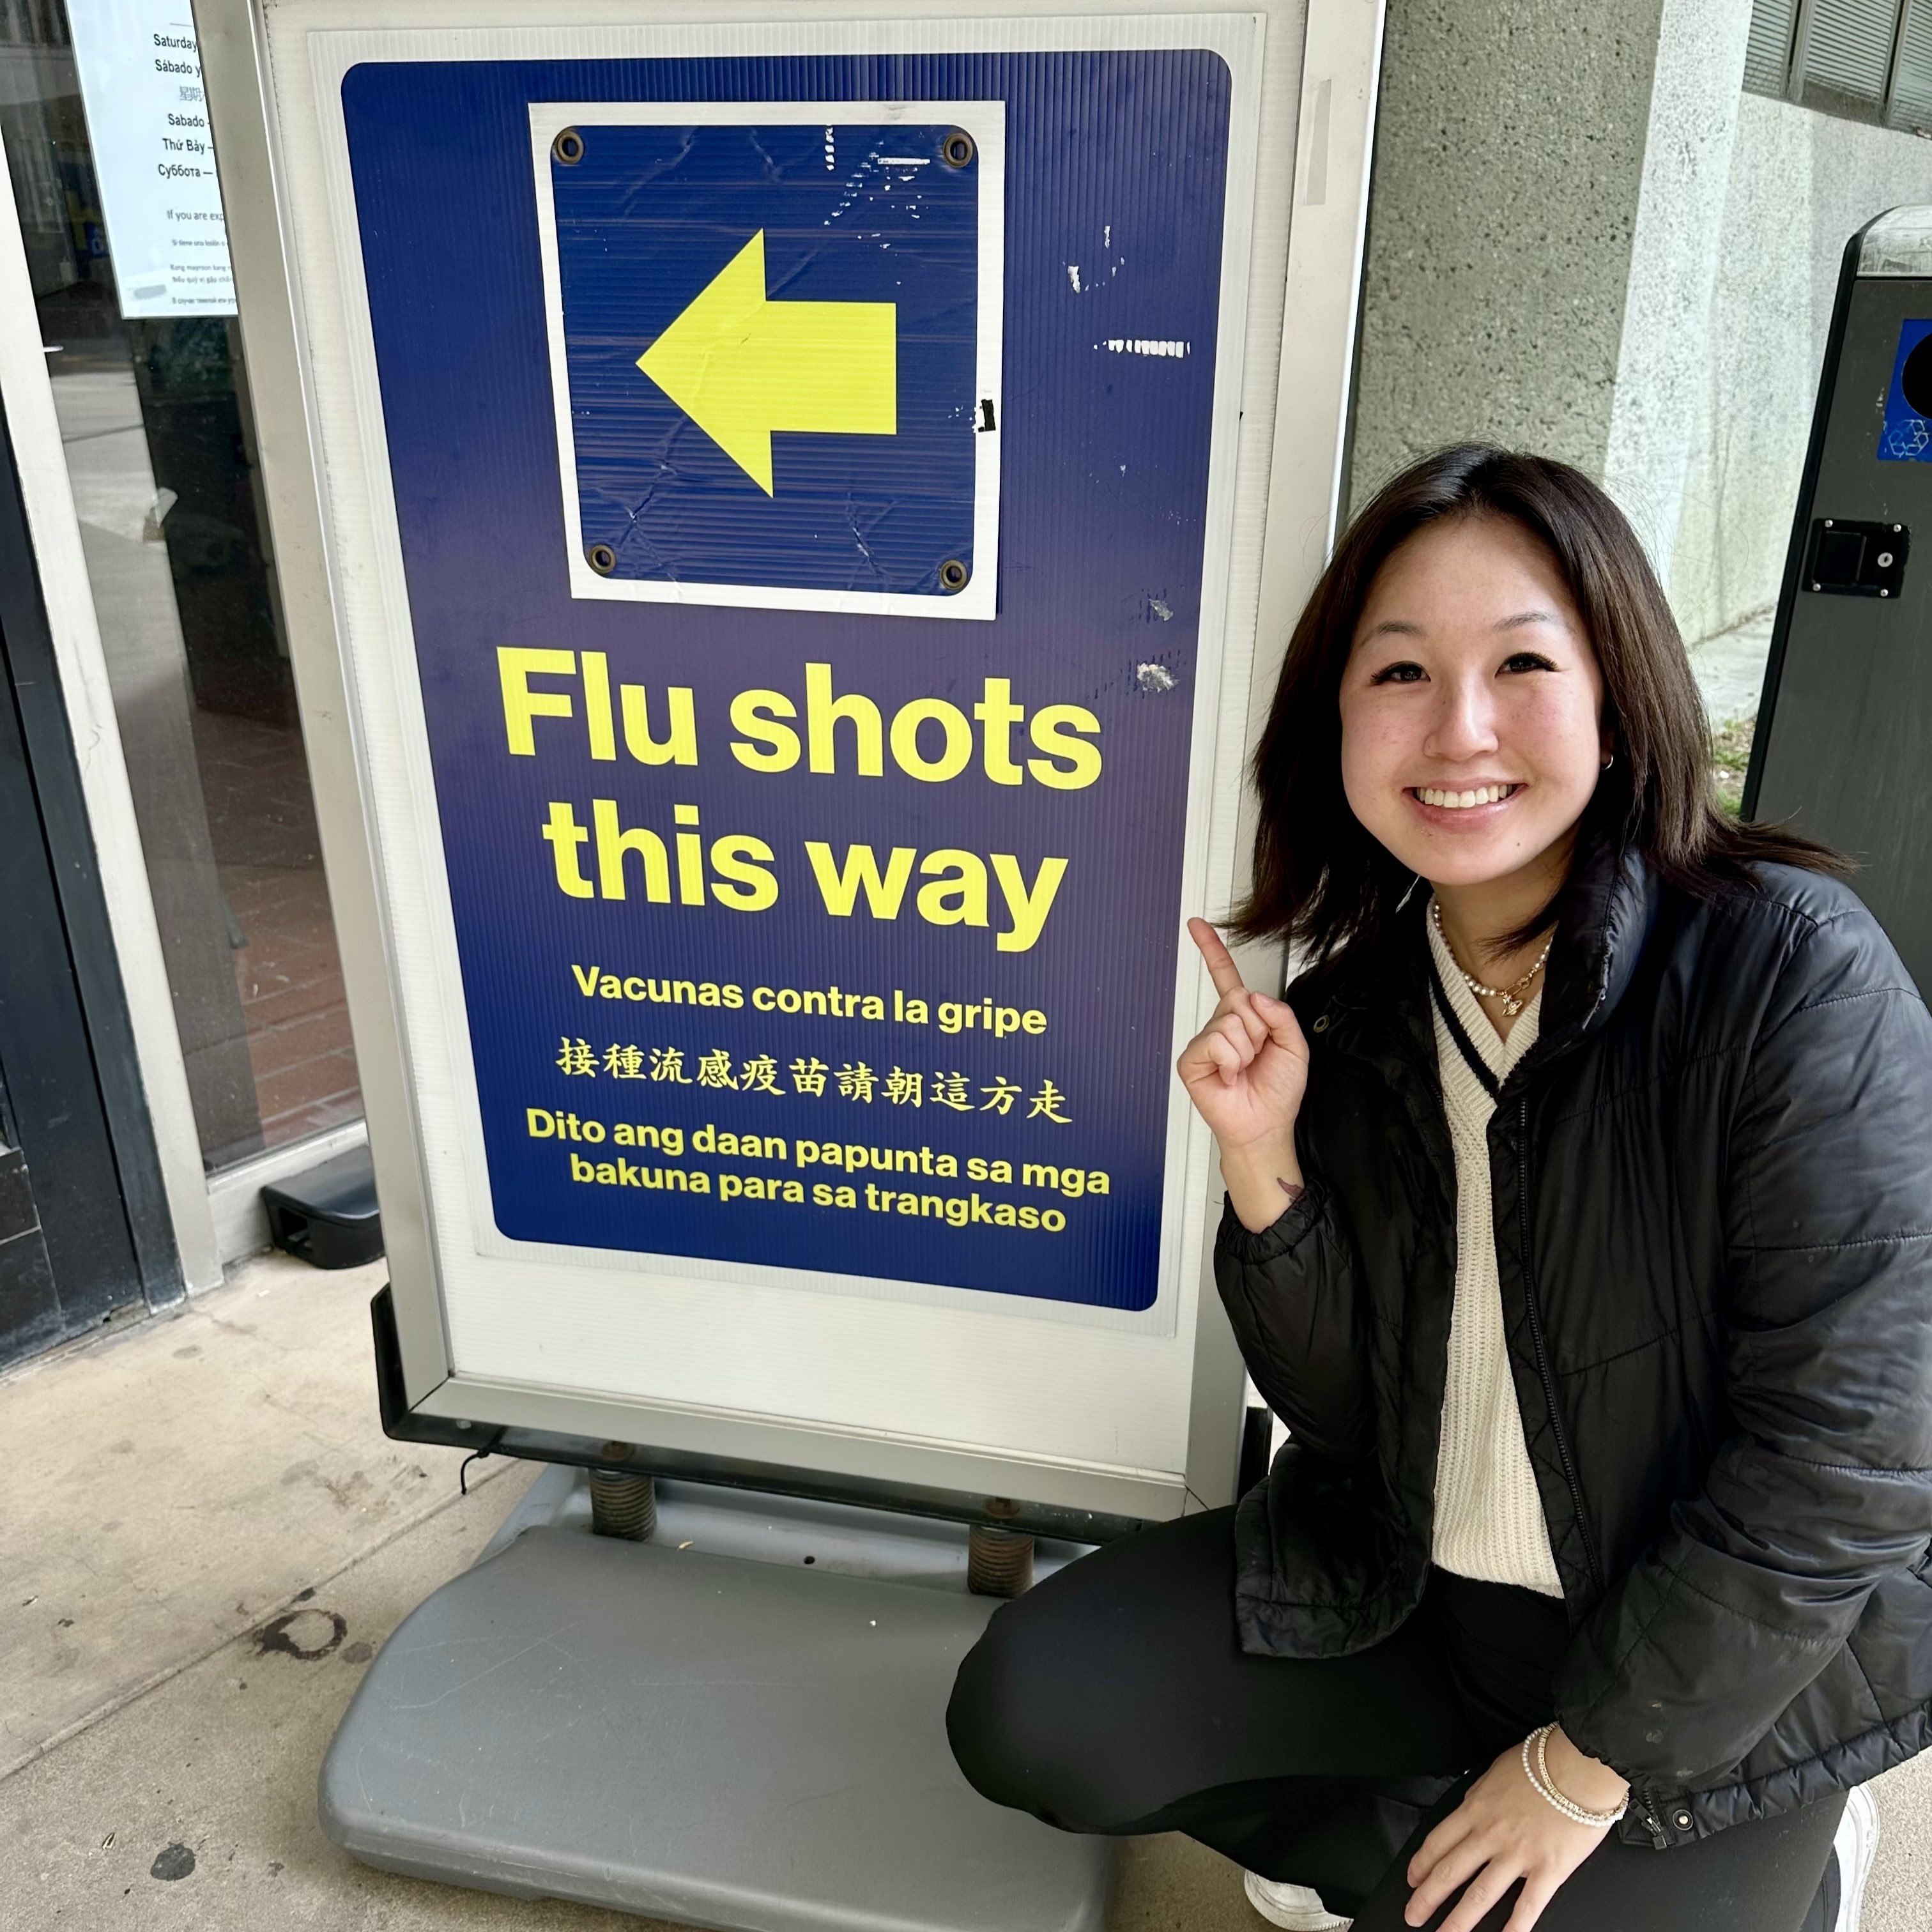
[1395,872,1422,912]
[1601,753,1615,770]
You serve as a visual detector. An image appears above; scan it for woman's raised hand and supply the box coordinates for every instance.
[1177,919,1311,1230]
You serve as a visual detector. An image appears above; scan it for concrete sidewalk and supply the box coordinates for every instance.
[1,1253,1927,1930]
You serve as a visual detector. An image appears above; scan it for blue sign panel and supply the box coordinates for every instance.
[544,113,988,604]
[340,50,1232,1313]
[1880,318,1932,461]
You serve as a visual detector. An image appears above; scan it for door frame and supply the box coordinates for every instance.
[0,390,176,1351]
[0,135,222,1295]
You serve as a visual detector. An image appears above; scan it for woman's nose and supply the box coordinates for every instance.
[1425,678,1499,760]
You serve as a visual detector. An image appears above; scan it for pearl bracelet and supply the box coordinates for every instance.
[1519,1723,1629,1829]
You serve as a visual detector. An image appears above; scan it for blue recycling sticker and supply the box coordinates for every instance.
[1879,318,1932,461]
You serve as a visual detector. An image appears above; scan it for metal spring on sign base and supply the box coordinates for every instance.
[588,1447,657,1542]
[967,1498,1034,1596]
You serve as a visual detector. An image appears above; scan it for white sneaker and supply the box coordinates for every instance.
[1242,1869,1353,1931]
[1832,1784,1880,1932]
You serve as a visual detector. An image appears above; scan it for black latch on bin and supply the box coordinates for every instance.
[1802,518,1908,598]
[262,1142,383,1269]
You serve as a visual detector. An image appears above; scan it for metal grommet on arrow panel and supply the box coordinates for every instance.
[552,127,584,165]
[939,559,969,592]
[585,543,617,576]
[942,129,976,169]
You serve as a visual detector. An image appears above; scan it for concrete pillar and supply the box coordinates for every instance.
[1346,0,1752,585]
[1598,0,1755,580]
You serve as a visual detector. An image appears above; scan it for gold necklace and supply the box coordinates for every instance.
[1430,900,1551,1018]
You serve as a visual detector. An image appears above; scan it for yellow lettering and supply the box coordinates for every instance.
[592,800,671,902]
[974,677,1025,785]
[729,688,801,772]
[621,684,698,766]
[542,802,594,898]
[992,854,1068,953]
[710,834,778,911]
[806,842,916,918]
[806,662,883,776]
[1026,703,1103,789]
[580,650,616,760]
[916,849,988,928]
[889,698,972,782]
[673,804,705,907]
[499,647,575,755]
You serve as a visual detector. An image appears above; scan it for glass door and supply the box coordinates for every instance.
[1,0,362,1181]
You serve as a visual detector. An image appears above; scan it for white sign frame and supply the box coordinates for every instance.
[198,0,1384,1524]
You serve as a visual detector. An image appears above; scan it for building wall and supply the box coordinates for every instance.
[1669,93,1932,649]
[1346,0,1670,507]
[1346,4,1929,736]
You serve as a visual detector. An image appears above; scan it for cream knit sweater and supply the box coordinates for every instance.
[1425,908,1565,1598]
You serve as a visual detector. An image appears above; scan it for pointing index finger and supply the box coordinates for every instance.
[1187,917,1246,999]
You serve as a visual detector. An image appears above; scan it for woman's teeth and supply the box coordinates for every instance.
[1416,783,1515,809]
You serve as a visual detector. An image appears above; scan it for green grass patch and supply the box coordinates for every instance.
[1712,712,1756,816]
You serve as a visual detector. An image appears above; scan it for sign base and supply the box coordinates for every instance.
[319,1468,1112,1931]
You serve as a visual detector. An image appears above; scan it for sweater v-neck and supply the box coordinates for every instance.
[1425,908,1545,1083]
[1422,900,1563,1598]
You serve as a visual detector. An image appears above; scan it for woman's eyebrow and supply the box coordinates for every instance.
[1361,618,1425,640]
[1494,608,1565,631]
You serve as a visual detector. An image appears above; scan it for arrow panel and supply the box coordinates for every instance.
[549,116,982,600]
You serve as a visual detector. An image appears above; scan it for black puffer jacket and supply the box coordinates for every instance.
[1215,839,1932,1850]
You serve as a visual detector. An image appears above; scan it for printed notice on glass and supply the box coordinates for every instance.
[66,0,236,318]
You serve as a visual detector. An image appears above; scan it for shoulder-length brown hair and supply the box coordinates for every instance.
[1232,443,1844,960]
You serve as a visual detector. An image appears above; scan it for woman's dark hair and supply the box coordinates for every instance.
[1231,443,1846,961]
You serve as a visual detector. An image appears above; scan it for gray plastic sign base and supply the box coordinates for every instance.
[320,1476,1112,1931]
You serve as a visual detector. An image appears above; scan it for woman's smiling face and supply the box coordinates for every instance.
[1338,513,1610,894]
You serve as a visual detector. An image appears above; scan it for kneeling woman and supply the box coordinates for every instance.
[947,446,1932,1932]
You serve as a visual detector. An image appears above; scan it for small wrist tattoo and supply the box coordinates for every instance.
[1276,1177,1304,1203]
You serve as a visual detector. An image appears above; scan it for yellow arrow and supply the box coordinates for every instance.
[636,231,896,495]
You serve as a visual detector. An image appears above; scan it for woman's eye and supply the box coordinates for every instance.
[1369,661,1427,685]
[1500,651,1558,675]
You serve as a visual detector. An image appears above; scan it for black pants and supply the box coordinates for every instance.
[946,1508,1844,1930]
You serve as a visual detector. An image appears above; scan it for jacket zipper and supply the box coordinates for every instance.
[1635,1790,1669,1848]
[1516,1096,1606,1595]
[1514,1086,1675,1852]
